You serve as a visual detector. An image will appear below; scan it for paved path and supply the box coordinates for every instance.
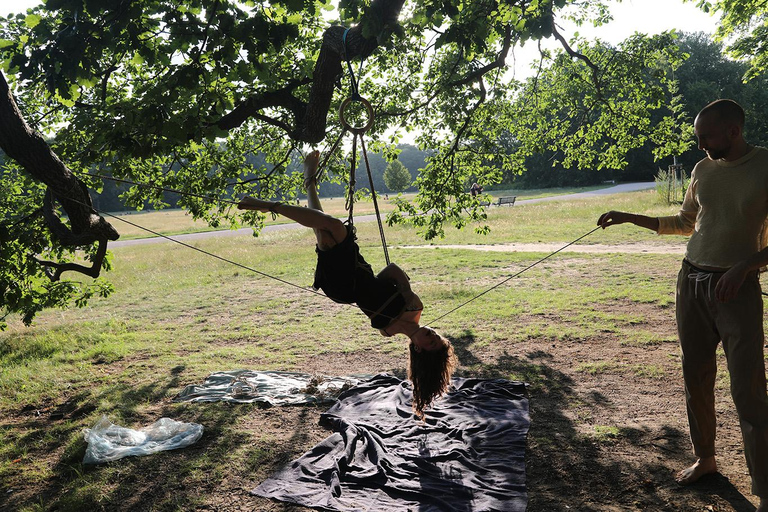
[400,242,685,255]
[110,182,656,248]
[515,182,655,205]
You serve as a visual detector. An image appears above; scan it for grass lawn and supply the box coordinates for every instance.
[1,189,763,511]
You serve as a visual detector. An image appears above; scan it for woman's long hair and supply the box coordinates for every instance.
[408,335,457,419]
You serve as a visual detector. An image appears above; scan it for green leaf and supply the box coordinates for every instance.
[24,13,42,29]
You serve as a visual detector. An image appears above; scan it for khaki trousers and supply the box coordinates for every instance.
[677,260,768,497]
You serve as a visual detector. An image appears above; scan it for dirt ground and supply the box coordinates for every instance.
[3,243,766,512]
[243,300,763,511]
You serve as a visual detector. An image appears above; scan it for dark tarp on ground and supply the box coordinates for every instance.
[253,374,529,512]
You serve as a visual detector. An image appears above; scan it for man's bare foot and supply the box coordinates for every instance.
[303,150,320,190]
[675,457,717,485]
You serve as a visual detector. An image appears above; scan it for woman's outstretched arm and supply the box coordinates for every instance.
[378,263,423,311]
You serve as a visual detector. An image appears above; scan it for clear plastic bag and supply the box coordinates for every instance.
[82,416,204,464]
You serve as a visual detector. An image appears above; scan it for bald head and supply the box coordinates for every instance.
[697,99,745,129]
[694,99,749,161]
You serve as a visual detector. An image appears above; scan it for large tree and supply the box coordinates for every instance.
[0,0,697,327]
[701,0,768,80]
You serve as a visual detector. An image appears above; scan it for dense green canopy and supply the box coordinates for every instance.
[0,0,758,327]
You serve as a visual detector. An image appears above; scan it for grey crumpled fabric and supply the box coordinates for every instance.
[173,370,367,405]
[254,373,529,512]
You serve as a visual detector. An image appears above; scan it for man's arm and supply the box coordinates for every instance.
[597,211,660,232]
[716,247,768,302]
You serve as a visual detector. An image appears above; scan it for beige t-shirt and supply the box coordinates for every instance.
[657,146,768,269]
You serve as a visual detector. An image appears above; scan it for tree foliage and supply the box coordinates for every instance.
[698,0,768,79]
[383,159,411,192]
[0,0,720,326]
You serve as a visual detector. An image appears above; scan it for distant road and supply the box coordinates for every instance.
[515,182,655,205]
[110,182,656,248]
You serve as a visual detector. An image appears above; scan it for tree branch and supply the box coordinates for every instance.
[550,20,603,100]
[212,0,406,144]
[446,27,514,88]
[0,70,118,279]
[35,237,109,281]
[213,79,310,132]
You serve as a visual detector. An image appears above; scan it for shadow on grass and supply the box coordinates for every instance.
[0,362,326,512]
[2,334,759,512]
[448,330,757,512]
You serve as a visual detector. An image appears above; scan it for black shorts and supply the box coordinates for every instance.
[313,224,373,304]
[313,225,405,328]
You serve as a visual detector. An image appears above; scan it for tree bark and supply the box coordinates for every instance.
[215,0,405,143]
[0,70,118,277]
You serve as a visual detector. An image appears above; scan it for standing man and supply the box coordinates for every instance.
[598,99,768,511]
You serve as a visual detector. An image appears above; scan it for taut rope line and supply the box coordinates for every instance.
[61,196,404,323]
[424,226,603,327]
[359,136,390,266]
[93,205,327,297]
[48,194,604,328]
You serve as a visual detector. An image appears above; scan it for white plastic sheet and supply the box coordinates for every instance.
[173,370,366,405]
[82,416,204,464]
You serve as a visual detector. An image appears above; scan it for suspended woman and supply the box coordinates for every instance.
[238,150,456,418]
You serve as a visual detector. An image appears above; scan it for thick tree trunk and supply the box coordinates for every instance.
[0,71,118,245]
[297,24,380,143]
[299,0,404,142]
[218,0,405,143]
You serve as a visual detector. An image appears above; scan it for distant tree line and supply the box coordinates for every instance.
[0,144,430,213]
[497,31,768,189]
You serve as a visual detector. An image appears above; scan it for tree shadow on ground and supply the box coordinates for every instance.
[448,330,757,512]
[3,335,758,512]
[1,363,329,512]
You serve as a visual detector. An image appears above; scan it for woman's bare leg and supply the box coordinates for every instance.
[237,151,347,249]
[304,150,324,212]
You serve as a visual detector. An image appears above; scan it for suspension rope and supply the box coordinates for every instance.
[338,29,389,262]
[424,226,603,327]
[42,191,605,330]
[345,134,358,225]
[67,198,409,323]
[341,28,364,100]
[359,135,390,265]
[315,128,347,183]
[99,207,325,296]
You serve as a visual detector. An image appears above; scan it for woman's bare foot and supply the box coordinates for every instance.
[675,456,717,485]
[303,150,320,190]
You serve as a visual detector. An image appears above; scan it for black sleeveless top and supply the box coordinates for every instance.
[313,225,405,329]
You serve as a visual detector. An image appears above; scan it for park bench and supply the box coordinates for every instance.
[496,196,516,206]
[478,200,491,207]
